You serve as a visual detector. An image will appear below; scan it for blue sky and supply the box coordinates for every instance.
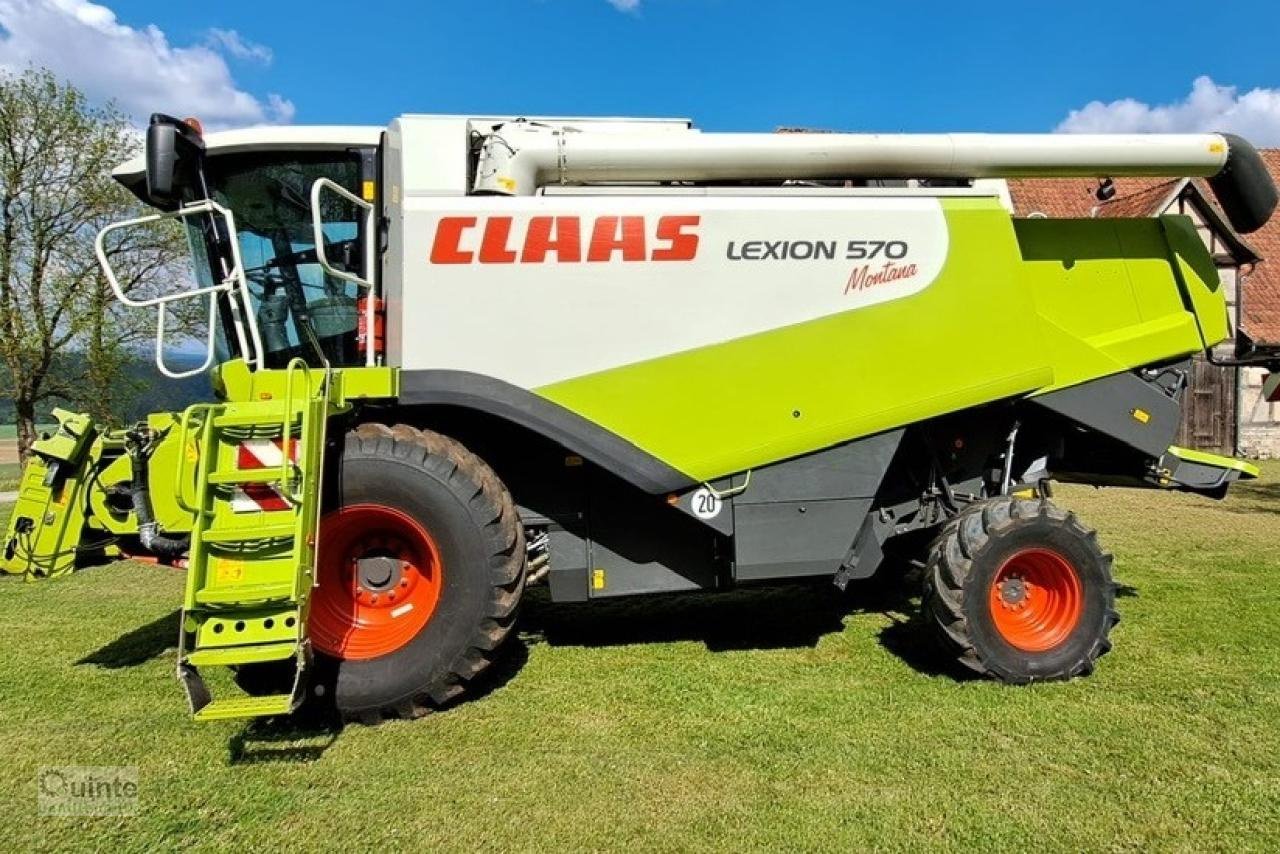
[2,0,1279,140]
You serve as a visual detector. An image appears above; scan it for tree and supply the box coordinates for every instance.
[0,68,182,458]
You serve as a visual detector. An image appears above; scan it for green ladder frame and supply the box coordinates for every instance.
[175,359,329,721]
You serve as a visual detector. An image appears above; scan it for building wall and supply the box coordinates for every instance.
[1167,194,1280,457]
[1241,369,1280,458]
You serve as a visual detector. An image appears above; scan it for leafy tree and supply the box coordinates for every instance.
[0,68,182,458]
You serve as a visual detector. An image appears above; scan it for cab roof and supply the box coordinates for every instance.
[112,124,382,190]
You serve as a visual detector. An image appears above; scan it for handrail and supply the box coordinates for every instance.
[94,199,264,378]
[173,404,207,515]
[309,178,377,367]
[280,357,312,503]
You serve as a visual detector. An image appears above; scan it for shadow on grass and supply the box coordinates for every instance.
[1224,478,1280,516]
[520,571,919,654]
[878,577,1142,678]
[226,635,531,764]
[76,609,180,668]
[229,714,343,765]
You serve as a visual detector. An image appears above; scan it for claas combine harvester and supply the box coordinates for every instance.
[3,113,1278,723]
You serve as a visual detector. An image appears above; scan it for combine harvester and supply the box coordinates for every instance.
[3,114,1276,722]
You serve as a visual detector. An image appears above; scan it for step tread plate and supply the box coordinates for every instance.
[192,693,298,722]
[193,580,296,606]
[185,641,300,667]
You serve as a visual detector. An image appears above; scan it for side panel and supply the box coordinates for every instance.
[394,187,1219,483]
[733,429,903,583]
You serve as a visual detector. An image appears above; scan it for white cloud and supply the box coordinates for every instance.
[607,0,641,11]
[0,0,294,128]
[205,27,272,65]
[1057,76,1280,145]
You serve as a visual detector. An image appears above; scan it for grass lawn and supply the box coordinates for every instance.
[0,461,23,491]
[1,466,1279,850]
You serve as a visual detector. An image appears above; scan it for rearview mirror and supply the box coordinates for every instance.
[145,114,205,209]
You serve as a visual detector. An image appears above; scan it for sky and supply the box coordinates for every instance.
[0,0,1278,142]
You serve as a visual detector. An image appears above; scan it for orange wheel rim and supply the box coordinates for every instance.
[310,504,444,660]
[988,547,1083,652]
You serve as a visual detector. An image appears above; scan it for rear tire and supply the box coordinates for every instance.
[923,497,1118,683]
[311,423,525,720]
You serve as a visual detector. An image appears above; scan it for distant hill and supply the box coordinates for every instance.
[0,351,213,427]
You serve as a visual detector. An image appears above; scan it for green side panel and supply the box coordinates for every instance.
[536,201,1222,482]
[1159,214,1231,349]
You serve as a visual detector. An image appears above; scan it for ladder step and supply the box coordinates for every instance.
[194,581,296,606]
[185,642,300,668]
[192,693,298,722]
[207,468,289,485]
[200,523,297,544]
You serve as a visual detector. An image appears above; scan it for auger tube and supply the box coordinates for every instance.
[473,125,1277,232]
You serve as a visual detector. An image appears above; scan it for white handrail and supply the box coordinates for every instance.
[94,199,263,378]
[309,177,377,367]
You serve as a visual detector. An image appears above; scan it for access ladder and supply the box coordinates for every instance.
[175,359,328,721]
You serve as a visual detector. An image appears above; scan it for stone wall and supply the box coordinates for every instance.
[1240,366,1280,458]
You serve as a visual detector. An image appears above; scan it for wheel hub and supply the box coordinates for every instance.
[355,554,403,591]
[997,575,1029,609]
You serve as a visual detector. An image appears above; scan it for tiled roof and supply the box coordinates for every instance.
[1240,150,1280,345]
[1007,176,1176,219]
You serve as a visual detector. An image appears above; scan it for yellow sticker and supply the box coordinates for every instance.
[1131,408,1151,424]
[498,177,517,193]
[362,180,376,201]
[591,568,606,590]
[1209,141,1225,154]
[215,559,246,584]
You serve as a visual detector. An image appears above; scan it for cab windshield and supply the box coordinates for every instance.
[191,150,369,369]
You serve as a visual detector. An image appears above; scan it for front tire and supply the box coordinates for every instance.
[923,497,1118,683]
[310,423,525,720]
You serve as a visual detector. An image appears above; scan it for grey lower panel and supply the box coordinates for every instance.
[734,498,873,581]
[1029,363,1187,458]
[730,429,903,582]
[544,462,722,602]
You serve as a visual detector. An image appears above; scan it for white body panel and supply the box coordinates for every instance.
[387,194,950,387]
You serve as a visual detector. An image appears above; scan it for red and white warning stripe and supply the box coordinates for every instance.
[230,438,299,513]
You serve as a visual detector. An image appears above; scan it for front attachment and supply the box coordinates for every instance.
[1,409,99,578]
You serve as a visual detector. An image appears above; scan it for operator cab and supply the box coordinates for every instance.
[107,114,382,375]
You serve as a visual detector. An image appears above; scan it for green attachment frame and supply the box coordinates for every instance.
[0,409,98,578]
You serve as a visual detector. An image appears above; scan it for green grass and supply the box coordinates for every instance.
[2,467,1280,850]
[0,423,55,440]
[0,461,23,491]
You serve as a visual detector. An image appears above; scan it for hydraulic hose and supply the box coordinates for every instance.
[129,441,189,559]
